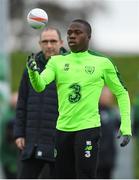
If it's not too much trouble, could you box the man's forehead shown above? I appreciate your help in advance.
[41,30,59,40]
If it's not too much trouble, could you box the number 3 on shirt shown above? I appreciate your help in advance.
[68,83,81,103]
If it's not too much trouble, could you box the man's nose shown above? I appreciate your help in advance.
[47,41,53,47]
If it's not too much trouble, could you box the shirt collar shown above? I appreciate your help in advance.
[70,50,88,57]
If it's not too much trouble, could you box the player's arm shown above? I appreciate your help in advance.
[27,53,55,92]
[103,59,132,137]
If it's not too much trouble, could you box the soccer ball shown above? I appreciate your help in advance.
[27,8,48,29]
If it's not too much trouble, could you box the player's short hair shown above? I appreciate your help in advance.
[41,27,62,40]
[72,19,92,38]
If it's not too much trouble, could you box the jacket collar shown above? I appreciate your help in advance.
[35,47,68,64]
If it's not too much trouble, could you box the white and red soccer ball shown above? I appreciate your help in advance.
[27,8,48,29]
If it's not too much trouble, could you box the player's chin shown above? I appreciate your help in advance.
[69,44,78,52]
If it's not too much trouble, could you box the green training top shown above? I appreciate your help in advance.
[28,50,131,135]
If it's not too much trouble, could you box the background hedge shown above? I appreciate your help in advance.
[10,51,139,104]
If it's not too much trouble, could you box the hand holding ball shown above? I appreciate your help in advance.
[27,8,48,29]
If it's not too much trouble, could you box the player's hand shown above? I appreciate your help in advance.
[27,53,40,72]
[117,131,131,147]
[15,137,25,150]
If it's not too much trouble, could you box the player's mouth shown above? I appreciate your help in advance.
[68,41,77,46]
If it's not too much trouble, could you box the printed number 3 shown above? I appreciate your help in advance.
[68,83,81,103]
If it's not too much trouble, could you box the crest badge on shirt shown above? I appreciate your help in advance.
[85,66,95,75]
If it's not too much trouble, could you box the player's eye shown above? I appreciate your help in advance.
[75,30,82,35]
[67,30,72,36]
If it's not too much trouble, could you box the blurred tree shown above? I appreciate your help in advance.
[10,51,27,92]
[9,0,24,18]
[8,0,108,52]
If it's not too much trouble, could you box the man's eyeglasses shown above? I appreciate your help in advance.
[41,40,58,44]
